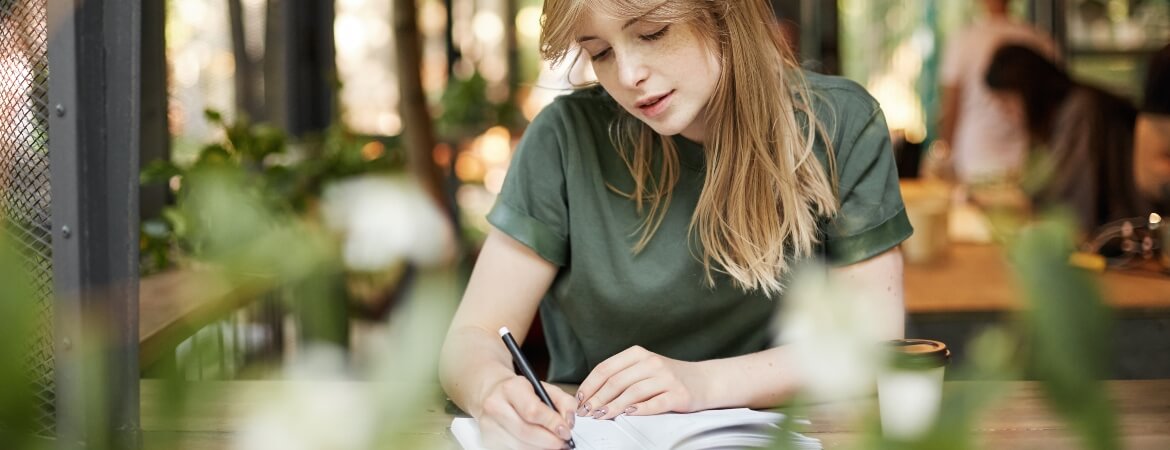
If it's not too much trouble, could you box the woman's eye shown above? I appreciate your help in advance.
[590,48,612,61]
[641,25,670,41]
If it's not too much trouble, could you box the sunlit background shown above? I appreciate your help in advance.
[2,1,1170,449]
[164,0,1170,242]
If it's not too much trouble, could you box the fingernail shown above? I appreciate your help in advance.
[576,404,588,416]
[592,407,608,419]
[556,425,570,440]
[576,392,584,403]
[623,406,637,415]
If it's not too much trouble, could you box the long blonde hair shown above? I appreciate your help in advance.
[540,0,838,296]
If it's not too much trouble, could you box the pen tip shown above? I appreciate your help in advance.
[498,326,510,336]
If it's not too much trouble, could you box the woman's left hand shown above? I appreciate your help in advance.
[575,345,712,420]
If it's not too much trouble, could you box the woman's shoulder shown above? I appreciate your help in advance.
[800,71,881,120]
[540,85,619,117]
[526,85,619,134]
[796,71,884,146]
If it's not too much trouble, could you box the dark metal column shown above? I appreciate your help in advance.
[1030,0,1068,60]
[772,0,840,75]
[799,0,822,68]
[141,0,169,223]
[47,0,141,448]
[282,0,335,137]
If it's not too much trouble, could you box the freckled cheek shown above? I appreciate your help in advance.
[592,71,631,108]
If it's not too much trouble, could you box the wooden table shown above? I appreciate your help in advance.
[903,243,1170,314]
[140,379,1170,450]
[902,244,1170,378]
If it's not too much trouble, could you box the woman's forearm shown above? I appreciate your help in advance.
[694,345,801,410]
[438,230,560,416]
[438,326,518,416]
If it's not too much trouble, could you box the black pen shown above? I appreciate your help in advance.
[499,326,576,449]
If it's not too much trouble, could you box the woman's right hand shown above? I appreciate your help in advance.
[477,375,578,450]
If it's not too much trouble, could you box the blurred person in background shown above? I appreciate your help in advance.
[1135,43,1170,212]
[985,44,1148,232]
[439,0,912,448]
[939,0,1057,184]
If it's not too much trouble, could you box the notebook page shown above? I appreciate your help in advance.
[615,408,787,449]
[450,417,645,450]
[571,416,644,450]
[450,418,488,450]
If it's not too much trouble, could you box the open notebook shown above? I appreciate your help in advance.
[450,408,822,450]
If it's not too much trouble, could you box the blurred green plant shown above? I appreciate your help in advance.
[769,213,1119,450]
[435,71,526,143]
[153,157,455,449]
[0,223,48,449]
[1012,218,1118,450]
[139,110,406,274]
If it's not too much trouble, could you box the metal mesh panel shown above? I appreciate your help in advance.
[0,0,55,437]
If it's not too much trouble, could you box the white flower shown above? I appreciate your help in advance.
[775,264,887,402]
[320,175,456,271]
[233,347,374,450]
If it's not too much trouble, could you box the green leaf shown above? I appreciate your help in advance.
[194,144,233,168]
[140,159,182,186]
[162,207,188,240]
[203,109,223,124]
[1011,218,1119,450]
[248,124,287,161]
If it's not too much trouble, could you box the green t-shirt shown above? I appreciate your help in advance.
[486,72,913,383]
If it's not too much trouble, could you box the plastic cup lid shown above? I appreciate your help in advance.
[886,339,951,370]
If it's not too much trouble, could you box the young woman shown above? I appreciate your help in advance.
[439,1,911,448]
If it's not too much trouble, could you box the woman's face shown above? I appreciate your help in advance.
[575,9,721,142]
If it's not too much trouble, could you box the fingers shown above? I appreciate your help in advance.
[542,382,578,429]
[509,380,574,442]
[580,363,658,419]
[622,392,677,417]
[594,376,678,418]
[481,396,565,449]
[480,377,574,449]
[479,419,547,450]
[577,346,648,415]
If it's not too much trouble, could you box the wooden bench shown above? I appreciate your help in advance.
[138,264,414,371]
[138,270,271,370]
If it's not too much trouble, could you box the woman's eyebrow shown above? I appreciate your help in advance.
[576,17,647,43]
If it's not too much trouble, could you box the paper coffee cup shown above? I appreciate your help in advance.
[877,339,951,440]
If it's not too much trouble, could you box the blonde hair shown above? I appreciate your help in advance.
[540,0,838,296]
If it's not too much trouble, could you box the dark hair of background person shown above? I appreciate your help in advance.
[1143,43,1170,115]
[984,43,1146,230]
[985,44,1139,141]
[984,44,1075,140]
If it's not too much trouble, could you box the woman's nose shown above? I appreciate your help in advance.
[616,51,649,88]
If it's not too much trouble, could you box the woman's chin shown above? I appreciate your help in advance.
[643,120,689,137]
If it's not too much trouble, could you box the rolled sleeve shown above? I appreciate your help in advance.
[486,103,571,266]
[487,200,568,266]
[823,84,914,266]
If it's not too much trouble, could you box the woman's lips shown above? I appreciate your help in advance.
[638,90,674,118]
